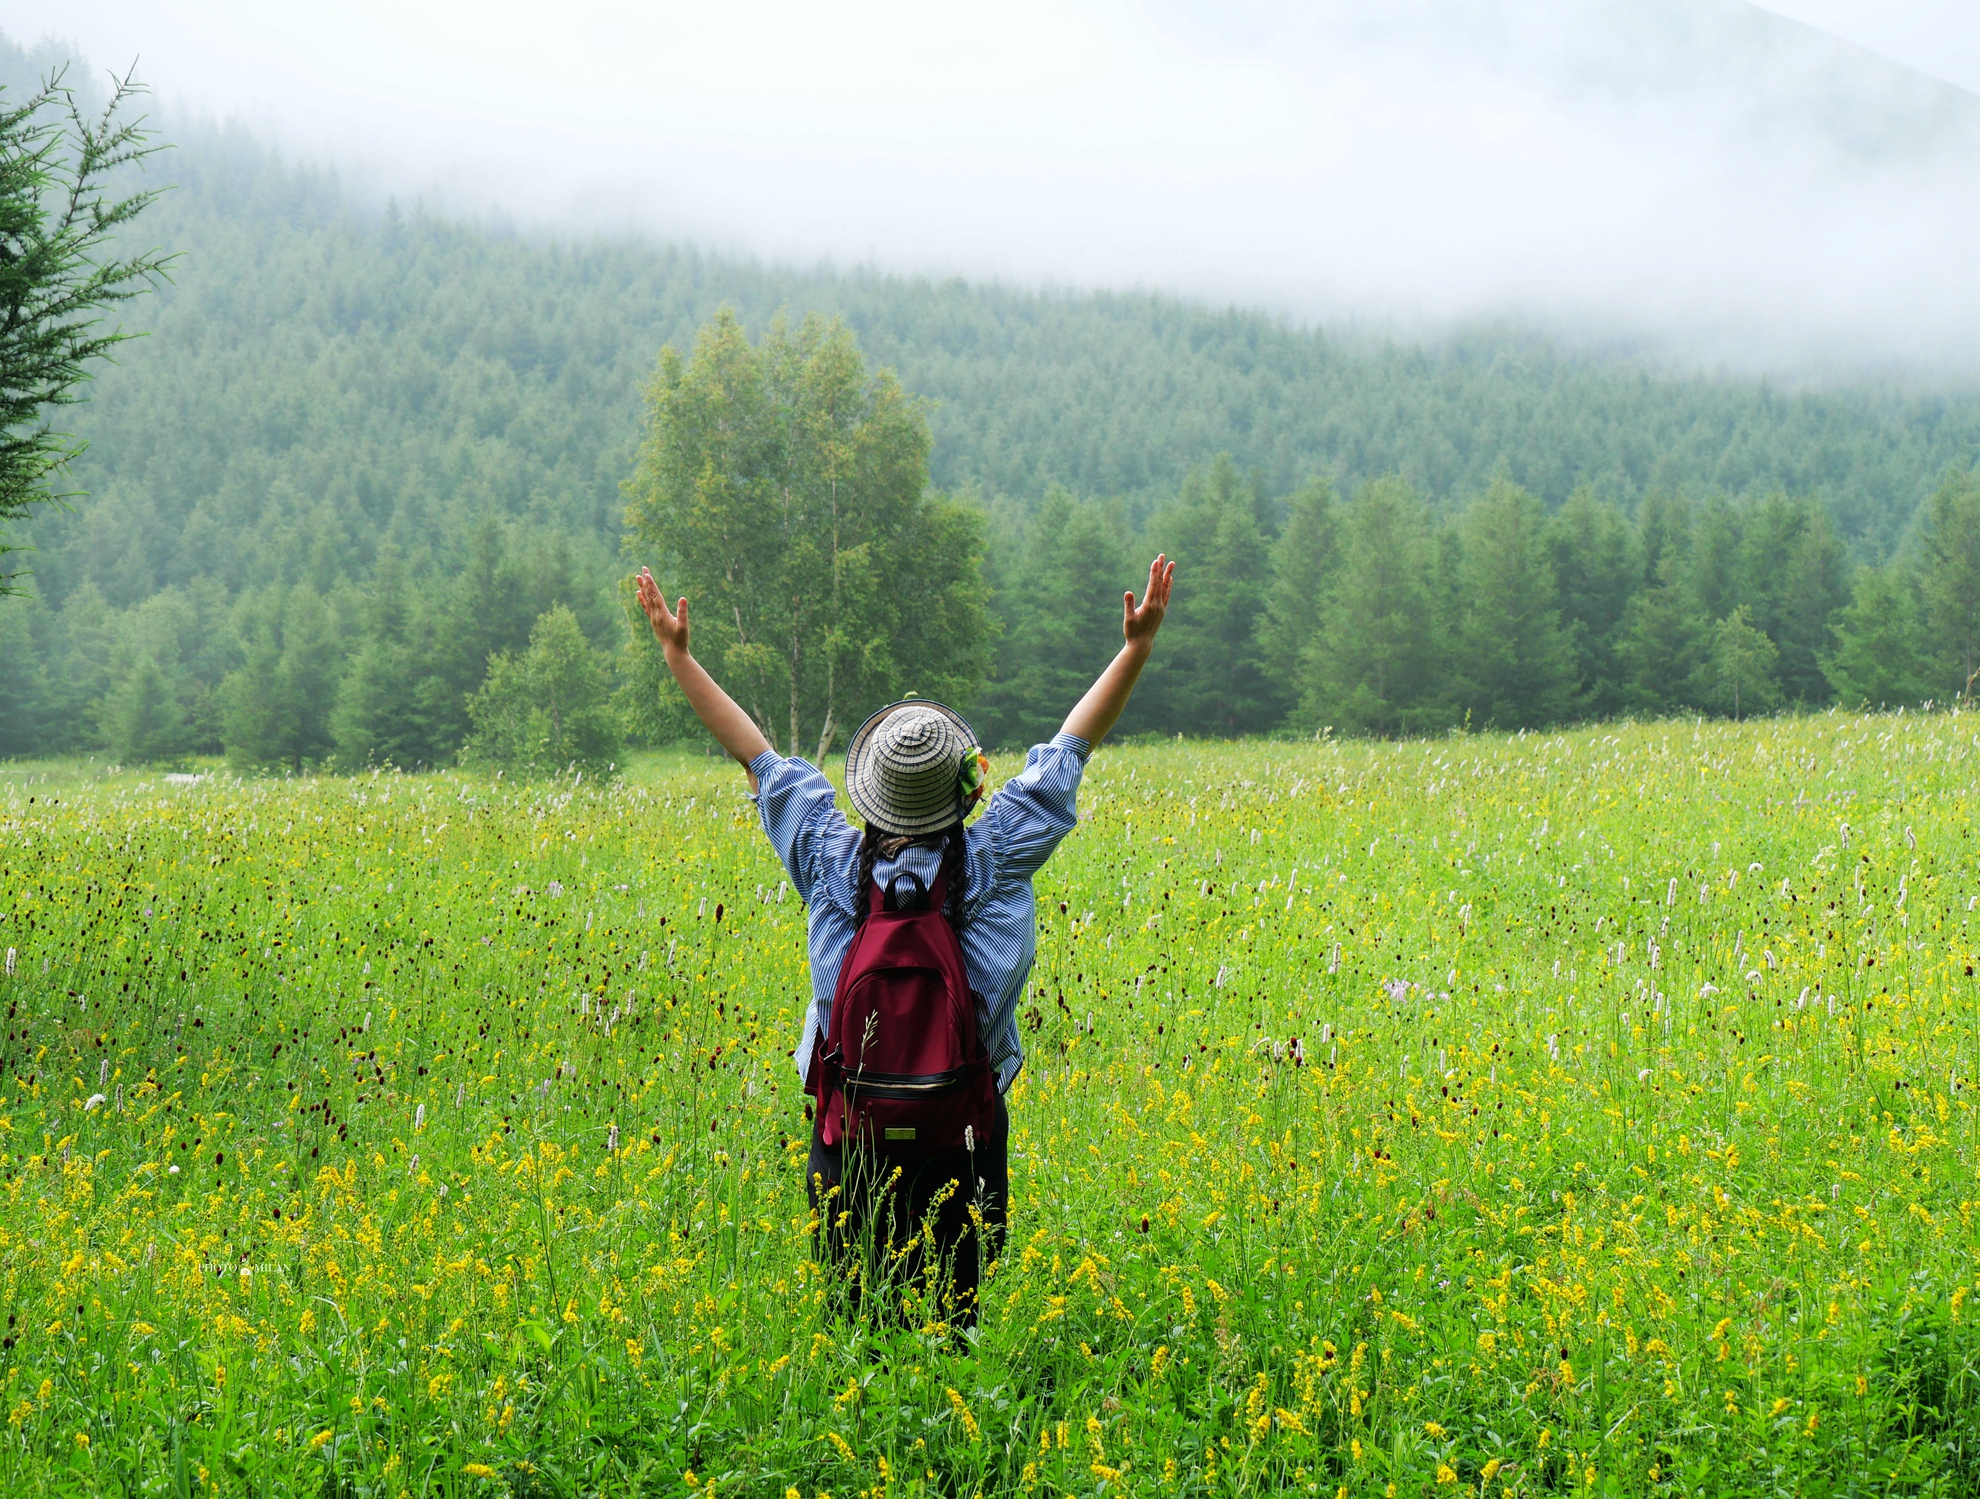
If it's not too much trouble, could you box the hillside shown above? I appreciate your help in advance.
[7,27,1980,760]
[12,50,1980,617]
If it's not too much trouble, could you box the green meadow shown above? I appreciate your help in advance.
[3,715,1979,1496]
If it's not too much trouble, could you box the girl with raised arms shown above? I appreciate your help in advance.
[634,554,1175,1331]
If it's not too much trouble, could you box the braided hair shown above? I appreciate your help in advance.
[854,822,968,931]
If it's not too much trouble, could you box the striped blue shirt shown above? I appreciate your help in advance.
[748,732,1091,1093]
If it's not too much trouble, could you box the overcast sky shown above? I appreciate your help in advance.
[13,0,1980,372]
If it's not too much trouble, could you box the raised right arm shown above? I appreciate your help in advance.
[635,567,772,789]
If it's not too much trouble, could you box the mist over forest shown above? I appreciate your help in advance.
[5,22,1980,768]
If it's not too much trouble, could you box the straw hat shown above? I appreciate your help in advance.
[843,698,979,837]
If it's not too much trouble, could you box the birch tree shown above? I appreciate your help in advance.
[625,309,989,759]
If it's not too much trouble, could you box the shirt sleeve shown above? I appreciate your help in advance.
[748,750,861,915]
[975,732,1091,890]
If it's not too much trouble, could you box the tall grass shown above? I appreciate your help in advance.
[2,714,1979,1495]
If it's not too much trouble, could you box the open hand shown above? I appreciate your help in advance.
[635,567,690,655]
[1124,554,1176,647]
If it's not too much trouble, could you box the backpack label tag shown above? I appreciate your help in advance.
[884,1127,917,1141]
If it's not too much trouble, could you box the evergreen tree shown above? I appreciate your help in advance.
[1142,456,1275,736]
[219,589,289,770]
[1257,477,1337,691]
[1688,494,1742,622]
[1637,487,1691,587]
[99,652,189,764]
[1703,605,1780,720]
[1301,476,1448,737]
[1456,478,1577,728]
[1918,472,1980,701]
[0,67,169,588]
[1734,492,1805,640]
[415,519,513,757]
[1547,485,1639,719]
[1618,556,1707,714]
[277,587,345,766]
[463,604,621,777]
[0,595,46,753]
[1772,504,1851,704]
[221,585,346,771]
[1823,566,1925,708]
[38,581,115,752]
[331,552,430,768]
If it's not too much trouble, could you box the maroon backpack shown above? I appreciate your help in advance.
[811,871,997,1153]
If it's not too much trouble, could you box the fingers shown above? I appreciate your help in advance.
[634,569,685,644]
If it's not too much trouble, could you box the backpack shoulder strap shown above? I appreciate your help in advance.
[867,868,949,915]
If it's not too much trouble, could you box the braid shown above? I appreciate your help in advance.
[852,824,969,930]
[940,821,968,928]
[853,832,882,931]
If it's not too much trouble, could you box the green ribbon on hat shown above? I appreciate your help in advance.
[959,745,989,805]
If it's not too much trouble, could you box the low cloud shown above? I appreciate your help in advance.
[17,0,1980,372]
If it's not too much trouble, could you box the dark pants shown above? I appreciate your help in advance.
[806,1092,1009,1333]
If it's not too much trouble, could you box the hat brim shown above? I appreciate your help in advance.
[843,698,979,835]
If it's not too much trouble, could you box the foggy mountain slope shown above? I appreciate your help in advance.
[6,20,1980,623]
